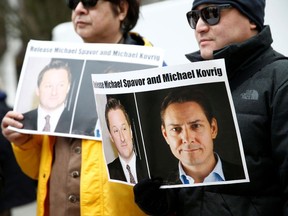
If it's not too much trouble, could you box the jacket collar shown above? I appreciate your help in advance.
[122,32,152,46]
[185,26,273,80]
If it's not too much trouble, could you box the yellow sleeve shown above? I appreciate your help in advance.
[81,139,147,216]
[12,135,44,180]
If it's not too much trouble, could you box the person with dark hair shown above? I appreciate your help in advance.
[21,59,72,133]
[69,0,147,45]
[1,0,155,215]
[105,97,148,184]
[134,0,288,215]
[160,88,244,185]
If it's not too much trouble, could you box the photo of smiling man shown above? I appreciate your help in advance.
[21,59,72,133]
[105,97,149,184]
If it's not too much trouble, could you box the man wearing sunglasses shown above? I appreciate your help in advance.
[134,0,288,215]
[1,0,155,216]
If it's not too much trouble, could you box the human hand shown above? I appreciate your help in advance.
[134,177,176,215]
[1,111,31,146]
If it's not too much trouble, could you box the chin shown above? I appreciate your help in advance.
[201,54,213,60]
[200,49,214,60]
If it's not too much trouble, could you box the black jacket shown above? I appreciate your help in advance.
[22,107,96,136]
[22,107,72,133]
[108,155,149,183]
[0,92,36,211]
[170,26,288,216]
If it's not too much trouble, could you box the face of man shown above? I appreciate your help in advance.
[161,101,218,170]
[108,109,134,162]
[36,68,70,112]
[194,4,258,60]
[71,1,128,43]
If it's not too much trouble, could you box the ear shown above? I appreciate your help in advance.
[249,20,258,31]
[211,118,218,139]
[161,124,169,145]
[129,125,133,138]
[118,0,129,21]
[67,84,71,94]
[109,132,115,143]
[36,87,40,97]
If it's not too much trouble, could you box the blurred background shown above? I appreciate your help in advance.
[0,0,165,107]
[0,0,288,215]
[0,1,165,215]
[1,0,288,107]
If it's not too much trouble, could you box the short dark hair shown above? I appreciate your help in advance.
[105,97,131,131]
[109,0,140,34]
[37,60,72,87]
[160,88,215,126]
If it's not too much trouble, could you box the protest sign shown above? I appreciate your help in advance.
[10,40,164,140]
[92,59,249,188]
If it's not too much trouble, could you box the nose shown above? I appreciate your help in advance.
[195,17,209,32]
[75,1,83,9]
[74,2,87,13]
[51,86,57,95]
[181,126,195,144]
[119,130,125,142]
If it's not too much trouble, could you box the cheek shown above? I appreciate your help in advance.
[213,31,231,50]
[196,132,211,143]
[167,135,181,148]
[111,134,119,143]
[214,26,246,49]
[123,130,130,138]
[60,89,68,96]
[201,137,214,152]
[71,12,76,24]
[169,143,178,155]
[40,89,50,97]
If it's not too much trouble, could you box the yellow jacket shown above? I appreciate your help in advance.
[12,33,155,215]
[12,135,147,216]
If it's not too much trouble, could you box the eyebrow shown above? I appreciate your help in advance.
[112,123,128,128]
[166,119,203,127]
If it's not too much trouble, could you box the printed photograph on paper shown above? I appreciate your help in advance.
[92,59,249,188]
[11,40,164,140]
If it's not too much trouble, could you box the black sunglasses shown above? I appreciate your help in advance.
[67,0,98,10]
[186,4,232,29]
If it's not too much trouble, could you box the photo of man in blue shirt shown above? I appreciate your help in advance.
[160,88,244,185]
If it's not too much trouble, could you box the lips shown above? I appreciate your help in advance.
[120,143,128,147]
[199,38,212,46]
[183,148,200,152]
[181,144,201,152]
[75,17,89,26]
[76,20,88,26]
